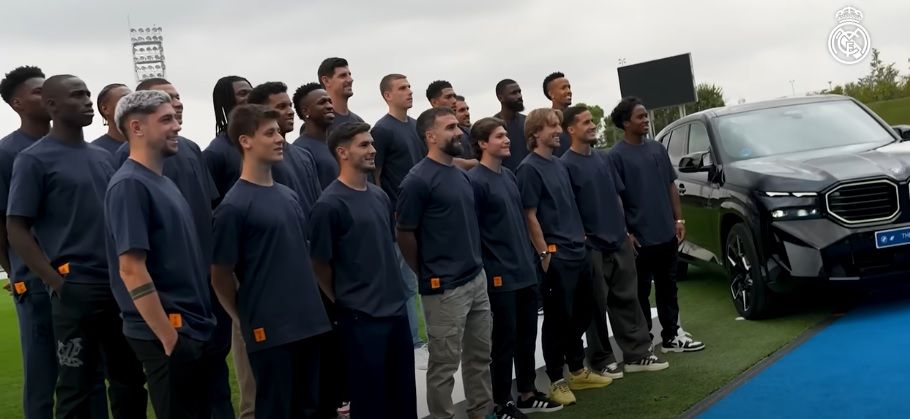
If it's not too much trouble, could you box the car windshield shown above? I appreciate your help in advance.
[714,100,894,162]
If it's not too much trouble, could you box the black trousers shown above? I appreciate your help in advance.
[490,285,539,405]
[338,309,417,419]
[586,241,653,369]
[207,288,235,419]
[540,252,595,382]
[317,294,348,418]
[50,281,147,419]
[247,337,322,419]
[128,336,217,419]
[635,239,681,342]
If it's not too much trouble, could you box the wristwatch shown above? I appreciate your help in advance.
[676,219,686,225]
[538,251,550,261]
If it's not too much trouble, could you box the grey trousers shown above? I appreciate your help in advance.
[586,241,653,369]
[422,272,493,419]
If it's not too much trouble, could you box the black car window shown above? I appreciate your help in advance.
[667,125,688,165]
[688,122,710,154]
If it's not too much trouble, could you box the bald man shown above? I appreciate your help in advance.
[6,74,147,418]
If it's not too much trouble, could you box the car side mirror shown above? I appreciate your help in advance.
[679,151,714,173]
[894,126,910,141]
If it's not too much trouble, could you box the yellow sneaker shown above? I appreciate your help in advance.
[548,379,576,406]
[568,368,613,390]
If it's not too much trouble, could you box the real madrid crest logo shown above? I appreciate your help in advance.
[828,6,871,65]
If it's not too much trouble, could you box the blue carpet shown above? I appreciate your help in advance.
[699,292,910,419]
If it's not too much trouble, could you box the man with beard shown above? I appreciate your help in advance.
[517,108,612,407]
[293,82,338,189]
[92,83,131,155]
[608,97,705,354]
[426,80,476,169]
[560,105,669,381]
[493,79,528,172]
[7,74,147,418]
[455,95,471,130]
[397,107,493,419]
[114,78,234,417]
[370,74,429,369]
[248,82,322,212]
[212,104,331,419]
[106,90,219,418]
[542,72,572,157]
[309,122,417,419]
[318,57,364,134]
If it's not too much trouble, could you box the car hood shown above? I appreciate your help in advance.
[725,141,910,191]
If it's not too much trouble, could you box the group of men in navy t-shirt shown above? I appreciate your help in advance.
[0,58,706,419]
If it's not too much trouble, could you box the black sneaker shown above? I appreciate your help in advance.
[624,354,670,373]
[661,333,706,353]
[598,362,624,379]
[516,391,564,414]
[496,401,529,419]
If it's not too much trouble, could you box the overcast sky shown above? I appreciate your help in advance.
[1,0,907,147]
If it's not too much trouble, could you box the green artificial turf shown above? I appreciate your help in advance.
[541,267,829,419]
[868,97,910,125]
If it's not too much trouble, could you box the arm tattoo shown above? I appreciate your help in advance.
[129,282,156,300]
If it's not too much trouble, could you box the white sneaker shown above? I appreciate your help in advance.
[660,333,705,353]
[414,344,429,370]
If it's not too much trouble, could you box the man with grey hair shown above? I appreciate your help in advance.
[105,90,219,418]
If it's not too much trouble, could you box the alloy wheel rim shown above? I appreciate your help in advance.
[727,235,754,313]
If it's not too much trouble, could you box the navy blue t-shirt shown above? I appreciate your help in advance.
[0,130,42,291]
[116,137,219,263]
[371,114,426,208]
[105,160,215,341]
[273,142,322,213]
[91,134,125,156]
[561,149,628,252]
[7,137,116,282]
[212,180,331,352]
[327,110,364,134]
[516,152,586,261]
[294,134,339,189]
[555,132,571,157]
[467,164,537,292]
[203,132,242,207]
[494,112,528,172]
[397,158,482,294]
[458,126,474,159]
[308,181,406,317]
[608,139,677,246]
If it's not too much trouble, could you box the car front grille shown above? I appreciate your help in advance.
[825,180,899,224]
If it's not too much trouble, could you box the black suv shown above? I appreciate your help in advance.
[656,95,907,319]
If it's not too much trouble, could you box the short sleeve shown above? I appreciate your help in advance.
[469,174,487,216]
[7,154,45,218]
[190,142,220,203]
[396,173,429,231]
[212,202,243,266]
[371,125,391,170]
[611,162,626,194]
[307,200,337,263]
[516,165,543,210]
[379,189,396,240]
[0,150,16,211]
[105,180,151,255]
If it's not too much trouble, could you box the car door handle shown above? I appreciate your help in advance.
[678,183,687,195]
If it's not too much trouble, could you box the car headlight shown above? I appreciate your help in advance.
[770,207,821,220]
[762,191,818,198]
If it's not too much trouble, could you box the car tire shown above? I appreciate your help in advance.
[725,223,775,319]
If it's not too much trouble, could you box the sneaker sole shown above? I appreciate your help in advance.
[518,405,565,414]
[624,363,669,373]
[660,345,706,353]
[568,381,612,391]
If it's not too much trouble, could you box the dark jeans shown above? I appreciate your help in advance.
[50,281,147,419]
[338,309,417,419]
[317,295,347,419]
[128,336,216,419]
[490,285,539,405]
[540,253,595,383]
[207,288,235,419]
[586,241,653,369]
[247,337,322,419]
[635,239,681,342]
[14,286,57,419]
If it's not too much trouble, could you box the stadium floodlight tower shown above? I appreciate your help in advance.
[130,25,166,83]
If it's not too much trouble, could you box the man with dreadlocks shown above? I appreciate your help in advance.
[292,82,337,188]
[92,83,131,155]
[204,75,253,205]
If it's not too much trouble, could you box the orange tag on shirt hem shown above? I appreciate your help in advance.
[253,328,267,342]
[430,277,441,289]
[547,244,557,253]
[169,313,183,329]
[57,263,70,275]
[14,282,26,295]
[493,276,503,287]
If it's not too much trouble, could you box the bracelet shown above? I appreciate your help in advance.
[676,219,686,224]
[538,251,550,261]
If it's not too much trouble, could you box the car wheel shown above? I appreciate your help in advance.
[725,223,774,319]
